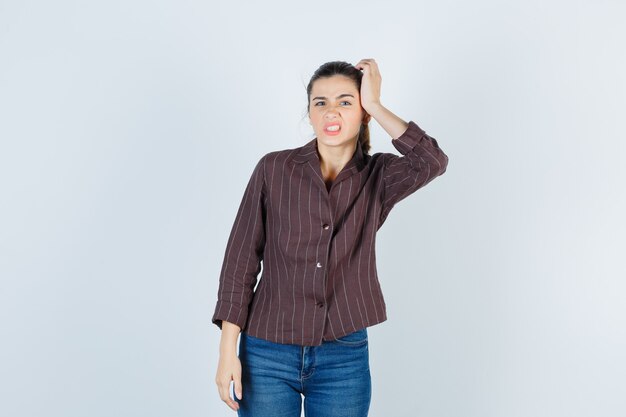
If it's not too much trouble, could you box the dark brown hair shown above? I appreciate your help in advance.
[305,61,371,155]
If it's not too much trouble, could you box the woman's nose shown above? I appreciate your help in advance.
[325,108,340,117]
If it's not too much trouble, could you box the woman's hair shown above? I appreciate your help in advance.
[306,60,371,155]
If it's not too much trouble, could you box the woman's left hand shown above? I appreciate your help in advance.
[354,58,382,114]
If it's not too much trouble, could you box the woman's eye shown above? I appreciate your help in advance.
[314,101,351,106]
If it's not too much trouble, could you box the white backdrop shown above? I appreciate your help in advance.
[1,1,625,416]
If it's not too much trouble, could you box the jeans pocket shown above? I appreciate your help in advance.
[331,328,368,346]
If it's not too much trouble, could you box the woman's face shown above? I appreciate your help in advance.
[308,75,367,149]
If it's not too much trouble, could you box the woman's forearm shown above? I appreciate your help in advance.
[219,321,241,356]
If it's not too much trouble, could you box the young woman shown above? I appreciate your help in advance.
[212,58,449,417]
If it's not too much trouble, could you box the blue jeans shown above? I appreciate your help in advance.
[234,328,372,417]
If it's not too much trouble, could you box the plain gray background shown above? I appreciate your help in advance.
[1,1,625,416]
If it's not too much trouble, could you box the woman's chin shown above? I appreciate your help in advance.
[318,135,355,149]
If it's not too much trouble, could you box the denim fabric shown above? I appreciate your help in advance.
[234,328,371,417]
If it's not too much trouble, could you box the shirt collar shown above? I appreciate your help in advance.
[292,138,367,171]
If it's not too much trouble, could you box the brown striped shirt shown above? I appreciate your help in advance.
[211,120,449,346]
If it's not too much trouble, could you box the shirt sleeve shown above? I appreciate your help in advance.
[211,155,267,331]
[379,120,449,225]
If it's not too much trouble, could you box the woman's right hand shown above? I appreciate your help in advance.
[216,352,243,411]
[215,320,243,411]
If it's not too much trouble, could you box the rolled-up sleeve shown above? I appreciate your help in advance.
[379,121,449,224]
[211,155,267,331]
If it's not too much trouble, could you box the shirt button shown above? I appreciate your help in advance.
[323,223,330,230]
[316,262,322,268]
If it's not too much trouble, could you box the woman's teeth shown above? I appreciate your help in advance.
[326,125,340,131]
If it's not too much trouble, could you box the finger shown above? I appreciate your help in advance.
[363,60,379,74]
[218,381,239,411]
[357,58,376,66]
[358,62,380,78]
[356,61,378,75]
[217,382,231,407]
[356,62,371,72]
[234,374,243,400]
[358,59,379,71]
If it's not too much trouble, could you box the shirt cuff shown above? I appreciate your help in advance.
[390,120,428,154]
[211,301,248,331]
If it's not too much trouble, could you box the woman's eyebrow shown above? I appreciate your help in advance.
[312,93,355,101]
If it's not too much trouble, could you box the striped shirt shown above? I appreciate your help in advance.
[211,120,449,346]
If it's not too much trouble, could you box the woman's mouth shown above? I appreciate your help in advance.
[324,124,342,136]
